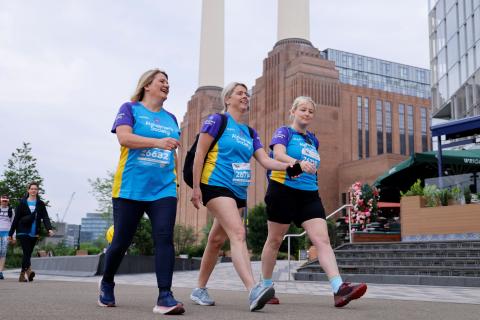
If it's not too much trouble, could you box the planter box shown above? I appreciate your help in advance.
[352,232,401,243]
[401,196,480,240]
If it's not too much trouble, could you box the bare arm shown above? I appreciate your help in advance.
[253,148,291,171]
[191,133,214,209]
[116,125,180,150]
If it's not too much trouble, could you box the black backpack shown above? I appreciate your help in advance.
[183,113,228,188]
[183,113,255,188]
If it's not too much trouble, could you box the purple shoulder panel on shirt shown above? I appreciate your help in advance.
[251,128,263,151]
[111,102,134,133]
[269,126,290,150]
[200,113,222,138]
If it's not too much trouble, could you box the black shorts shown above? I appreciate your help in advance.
[264,180,326,227]
[200,183,246,209]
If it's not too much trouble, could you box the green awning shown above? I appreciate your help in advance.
[374,150,480,192]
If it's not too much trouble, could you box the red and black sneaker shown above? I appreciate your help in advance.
[334,282,367,308]
[266,296,280,304]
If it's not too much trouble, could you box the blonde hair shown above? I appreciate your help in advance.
[221,82,248,112]
[289,96,316,120]
[131,69,168,102]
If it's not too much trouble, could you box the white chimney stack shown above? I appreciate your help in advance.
[277,0,310,41]
[198,0,224,87]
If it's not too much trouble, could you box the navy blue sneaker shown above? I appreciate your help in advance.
[98,280,116,307]
[0,272,4,280]
[153,290,185,315]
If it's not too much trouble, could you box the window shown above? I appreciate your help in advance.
[407,105,415,155]
[421,107,429,151]
[376,100,384,155]
[399,66,409,79]
[385,102,393,153]
[365,97,370,158]
[357,96,363,159]
[399,104,406,155]
[446,4,458,41]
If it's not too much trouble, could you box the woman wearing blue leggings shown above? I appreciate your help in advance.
[98,69,183,315]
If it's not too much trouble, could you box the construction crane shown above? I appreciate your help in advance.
[57,192,75,223]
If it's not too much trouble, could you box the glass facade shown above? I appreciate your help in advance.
[376,100,384,155]
[365,97,370,158]
[80,213,112,242]
[357,96,363,159]
[421,107,429,151]
[324,49,431,99]
[407,105,415,155]
[385,102,393,153]
[430,0,480,119]
[399,104,407,155]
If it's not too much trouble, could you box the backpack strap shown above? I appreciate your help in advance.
[247,126,255,139]
[207,113,228,152]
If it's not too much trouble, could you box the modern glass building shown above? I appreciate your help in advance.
[429,0,480,119]
[323,49,431,99]
[80,213,111,243]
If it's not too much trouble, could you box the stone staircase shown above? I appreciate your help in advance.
[294,240,480,287]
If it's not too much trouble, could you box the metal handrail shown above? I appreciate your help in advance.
[283,204,353,280]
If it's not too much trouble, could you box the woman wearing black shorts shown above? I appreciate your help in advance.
[261,96,367,308]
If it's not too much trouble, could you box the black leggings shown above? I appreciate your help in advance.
[103,197,177,290]
[18,236,37,271]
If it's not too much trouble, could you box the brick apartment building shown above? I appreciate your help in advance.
[176,38,431,236]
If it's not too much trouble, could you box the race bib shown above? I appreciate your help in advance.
[137,148,172,167]
[232,163,251,186]
[301,147,320,166]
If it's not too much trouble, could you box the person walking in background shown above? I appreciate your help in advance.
[8,182,54,282]
[98,68,184,315]
[0,195,14,280]
[261,96,367,308]
[190,82,298,312]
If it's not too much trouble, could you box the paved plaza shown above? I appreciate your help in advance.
[1,260,479,319]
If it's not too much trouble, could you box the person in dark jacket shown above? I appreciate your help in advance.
[8,182,54,282]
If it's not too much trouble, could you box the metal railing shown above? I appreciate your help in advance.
[283,204,353,280]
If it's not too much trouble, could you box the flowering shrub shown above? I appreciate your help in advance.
[348,182,380,231]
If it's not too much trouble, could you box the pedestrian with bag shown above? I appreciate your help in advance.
[8,182,54,282]
[189,82,303,312]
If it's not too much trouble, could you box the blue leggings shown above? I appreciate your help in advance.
[103,197,177,290]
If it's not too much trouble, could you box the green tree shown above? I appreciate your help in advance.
[173,225,197,255]
[0,142,45,207]
[129,217,154,255]
[247,203,305,257]
[88,171,114,219]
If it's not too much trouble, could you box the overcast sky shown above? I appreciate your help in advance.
[0,0,429,224]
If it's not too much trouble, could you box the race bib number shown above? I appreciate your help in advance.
[137,148,172,167]
[232,163,251,186]
[301,147,320,167]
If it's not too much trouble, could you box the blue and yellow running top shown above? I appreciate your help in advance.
[269,126,320,191]
[111,102,180,201]
[200,113,263,200]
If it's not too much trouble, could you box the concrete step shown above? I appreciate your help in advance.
[335,257,480,268]
[336,240,480,251]
[335,248,480,259]
[299,264,480,277]
[293,272,480,287]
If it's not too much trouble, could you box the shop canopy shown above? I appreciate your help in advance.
[373,149,480,193]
